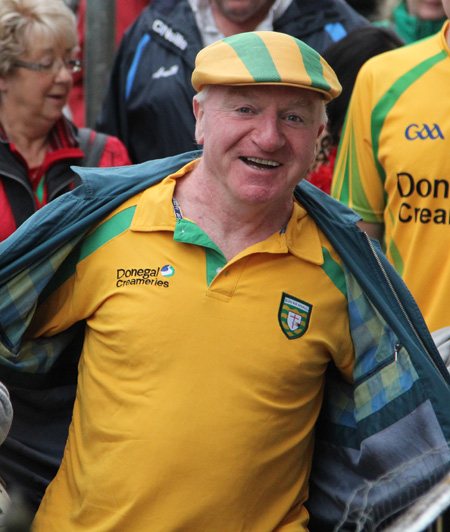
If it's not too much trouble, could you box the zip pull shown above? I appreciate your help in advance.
[394,343,400,362]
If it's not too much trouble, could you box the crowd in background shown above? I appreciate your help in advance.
[62,0,448,182]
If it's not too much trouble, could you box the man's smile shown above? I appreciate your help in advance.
[240,156,282,169]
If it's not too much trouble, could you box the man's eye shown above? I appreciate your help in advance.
[238,107,252,114]
[287,115,302,123]
[41,61,54,70]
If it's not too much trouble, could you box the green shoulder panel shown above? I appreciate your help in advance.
[40,206,136,299]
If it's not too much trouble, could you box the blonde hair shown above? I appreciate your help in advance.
[0,0,77,77]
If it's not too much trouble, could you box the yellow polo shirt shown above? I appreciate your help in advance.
[31,161,354,532]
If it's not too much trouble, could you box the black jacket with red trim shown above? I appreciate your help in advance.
[0,118,130,242]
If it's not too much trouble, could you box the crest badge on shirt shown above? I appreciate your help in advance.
[278,292,312,340]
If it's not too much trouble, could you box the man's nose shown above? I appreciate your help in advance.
[252,115,285,152]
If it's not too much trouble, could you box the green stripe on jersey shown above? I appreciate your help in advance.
[79,206,136,262]
[371,50,447,185]
[386,207,405,275]
[321,247,347,297]
[226,33,281,83]
[349,122,375,216]
[41,206,136,299]
[332,121,356,206]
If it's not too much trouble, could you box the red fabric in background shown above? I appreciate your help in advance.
[307,145,337,195]
[69,0,150,127]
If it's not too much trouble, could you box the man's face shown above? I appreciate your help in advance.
[211,0,276,24]
[193,84,325,209]
[405,0,445,20]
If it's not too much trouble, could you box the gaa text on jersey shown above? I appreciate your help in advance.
[405,123,444,140]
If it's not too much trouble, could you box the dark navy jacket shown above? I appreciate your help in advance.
[95,0,368,163]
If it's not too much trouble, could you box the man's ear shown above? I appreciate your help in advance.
[193,97,205,145]
[317,123,325,139]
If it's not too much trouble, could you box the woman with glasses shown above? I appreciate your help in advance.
[0,0,131,522]
[0,0,131,243]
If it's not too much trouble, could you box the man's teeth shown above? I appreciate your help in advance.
[245,157,280,167]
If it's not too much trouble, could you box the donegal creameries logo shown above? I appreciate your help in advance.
[278,292,312,340]
[116,266,174,288]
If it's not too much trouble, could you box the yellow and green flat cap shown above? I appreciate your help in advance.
[191,31,342,102]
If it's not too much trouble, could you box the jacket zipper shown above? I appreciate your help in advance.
[363,231,449,384]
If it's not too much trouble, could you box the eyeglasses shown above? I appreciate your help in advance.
[13,58,82,75]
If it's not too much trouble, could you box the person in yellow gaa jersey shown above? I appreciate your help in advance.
[2,31,450,532]
[331,0,450,335]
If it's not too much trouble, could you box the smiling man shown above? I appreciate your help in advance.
[5,31,450,532]
[31,32,350,532]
